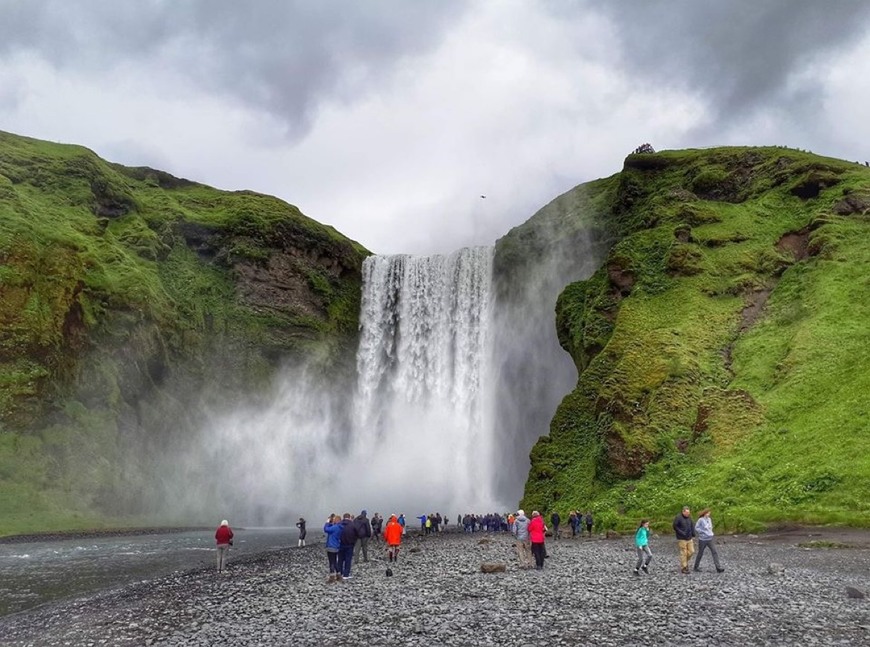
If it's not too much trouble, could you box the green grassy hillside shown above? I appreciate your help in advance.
[0,131,368,534]
[521,146,870,532]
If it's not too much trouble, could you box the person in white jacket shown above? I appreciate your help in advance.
[694,508,725,573]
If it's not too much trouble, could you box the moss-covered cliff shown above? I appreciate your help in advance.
[0,131,369,533]
[521,147,870,530]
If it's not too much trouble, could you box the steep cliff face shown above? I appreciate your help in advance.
[522,147,870,530]
[0,131,368,531]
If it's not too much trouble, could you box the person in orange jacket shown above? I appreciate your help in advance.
[383,514,403,563]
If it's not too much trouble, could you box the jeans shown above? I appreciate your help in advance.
[327,550,339,574]
[338,545,354,577]
[694,539,722,570]
[635,545,652,570]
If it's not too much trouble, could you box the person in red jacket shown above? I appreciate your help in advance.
[215,519,234,573]
[383,514,403,563]
[528,511,547,571]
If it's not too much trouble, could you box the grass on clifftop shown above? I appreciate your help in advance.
[522,146,870,532]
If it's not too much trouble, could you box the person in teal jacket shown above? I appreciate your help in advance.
[634,519,652,575]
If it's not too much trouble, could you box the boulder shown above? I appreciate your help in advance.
[845,586,866,599]
[480,563,507,574]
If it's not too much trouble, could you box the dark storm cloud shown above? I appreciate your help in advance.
[553,0,870,121]
[0,0,467,138]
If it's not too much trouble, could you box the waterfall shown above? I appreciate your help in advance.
[353,247,499,510]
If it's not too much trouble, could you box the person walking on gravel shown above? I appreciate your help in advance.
[673,506,696,574]
[512,509,533,569]
[585,511,594,537]
[384,514,403,562]
[296,517,307,548]
[528,511,548,570]
[633,519,652,575]
[323,514,344,581]
[693,508,725,573]
[215,519,234,573]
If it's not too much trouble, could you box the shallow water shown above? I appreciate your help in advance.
[0,528,299,616]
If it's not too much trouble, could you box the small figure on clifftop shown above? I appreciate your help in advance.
[634,519,652,576]
[215,519,234,574]
[296,517,306,548]
[693,508,725,573]
[673,506,696,574]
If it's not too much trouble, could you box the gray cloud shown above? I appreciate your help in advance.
[581,0,870,123]
[0,0,467,140]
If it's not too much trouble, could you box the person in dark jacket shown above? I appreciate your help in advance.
[353,510,373,562]
[550,512,561,540]
[338,513,359,578]
[296,517,307,548]
[215,519,234,573]
[371,513,383,542]
[673,506,696,574]
[585,512,594,537]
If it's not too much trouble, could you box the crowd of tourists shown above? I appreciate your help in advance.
[213,505,725,578]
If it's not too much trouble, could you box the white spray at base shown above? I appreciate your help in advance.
[177,247,504,523]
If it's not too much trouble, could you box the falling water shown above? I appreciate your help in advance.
[353,247,498,510]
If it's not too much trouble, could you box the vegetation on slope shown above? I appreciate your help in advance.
[0,131,369,534]
[521,146,870,532]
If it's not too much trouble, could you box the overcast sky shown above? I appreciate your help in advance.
[2,0,869,254]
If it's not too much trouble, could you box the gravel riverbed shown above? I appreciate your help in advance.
[1,529,868,646]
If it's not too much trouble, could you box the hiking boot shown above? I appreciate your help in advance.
[681,567,689,574]
[693,567,701,572]
[633,569,640,576]
[716,567,725,573]
[641,564,649,574]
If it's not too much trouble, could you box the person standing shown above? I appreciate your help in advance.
[550,511,561,540]
[323,514,344,581]
[398,514,406,535]
[512,509,533,570]
[633,519,652,575]
[338,513,359,579]
[528,511,547,570]
[353,510,373,563]
[693,509,725,573]
[673,506,696,574]
[585,511,594,537]
[384,514,403,562]
[371,513,383,543]
[296,517,307,548]
[215,519,234,574]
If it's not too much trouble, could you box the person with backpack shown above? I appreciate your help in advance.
[353,510,373,562]
[585,511,594,537]
[371,513,383,543]
[338,513,359,579]
[512,509,533,570]
[633,519,652,575]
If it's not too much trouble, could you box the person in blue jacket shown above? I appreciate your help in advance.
[323,513,344,581]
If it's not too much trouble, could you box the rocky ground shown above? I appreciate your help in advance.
[1,528,868,646]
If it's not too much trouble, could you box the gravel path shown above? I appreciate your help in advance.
[1,530,868,646]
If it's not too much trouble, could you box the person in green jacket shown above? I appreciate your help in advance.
[634,519,652,575]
